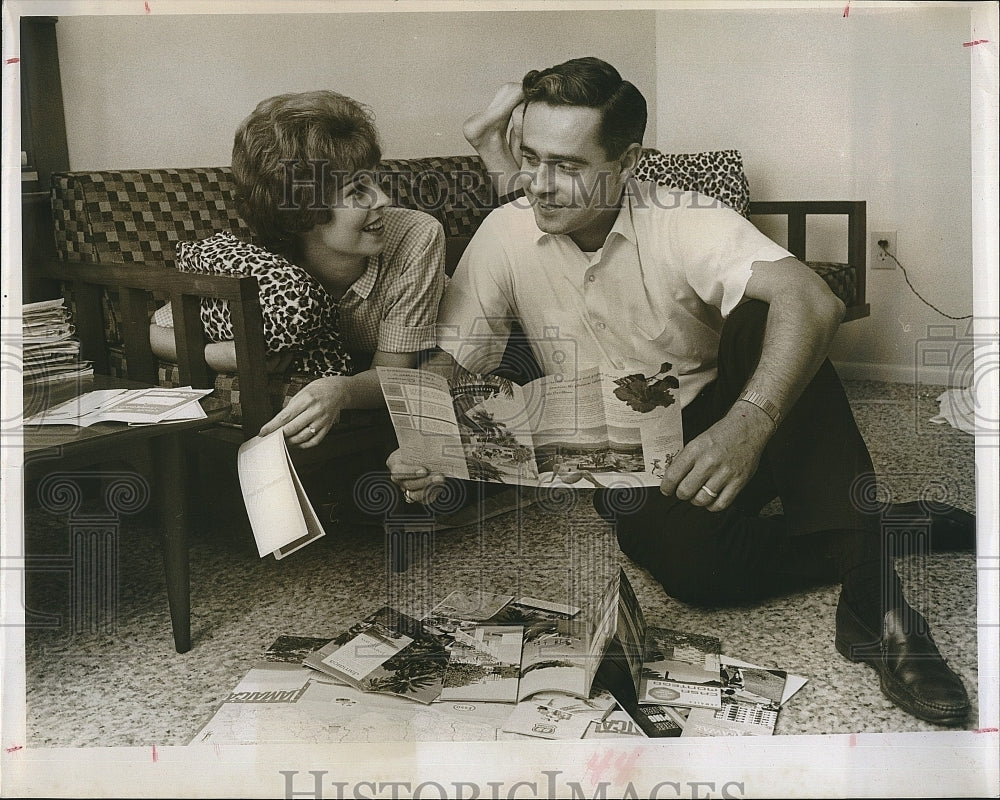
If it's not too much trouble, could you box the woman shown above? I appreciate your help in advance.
[150,90,445,447]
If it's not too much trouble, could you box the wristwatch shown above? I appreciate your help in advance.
[737,389,781,428]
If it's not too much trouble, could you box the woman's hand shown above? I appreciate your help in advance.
[259,375,355,448]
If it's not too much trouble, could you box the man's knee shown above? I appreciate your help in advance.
[613,510,747,607]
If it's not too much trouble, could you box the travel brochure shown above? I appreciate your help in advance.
[237,429,327,559]
[376,363,684,489]
[190,574,808,744]
[24,386,212,426]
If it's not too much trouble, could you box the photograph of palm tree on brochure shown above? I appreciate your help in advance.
[302,607,450,706]
[450,374,539,483]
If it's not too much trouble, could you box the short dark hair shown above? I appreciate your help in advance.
[521,57,646,159]
[232,90,382,258]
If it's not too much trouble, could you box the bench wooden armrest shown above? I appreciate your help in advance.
[35,260,271,436]
[747,200,869,321]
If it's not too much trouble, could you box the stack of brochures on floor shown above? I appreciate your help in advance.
[190,570,807,744]
[22,298,93,387]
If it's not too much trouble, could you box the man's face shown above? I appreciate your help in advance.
[519,102,626,249]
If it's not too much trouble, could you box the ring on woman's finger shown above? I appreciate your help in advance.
[700,485,719,499]
[307,425,317,435]
[403,489,416,504]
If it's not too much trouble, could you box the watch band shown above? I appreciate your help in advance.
[737,389,781,428]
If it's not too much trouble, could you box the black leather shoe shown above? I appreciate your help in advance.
[886,502,976,552]
[835,593,971,725]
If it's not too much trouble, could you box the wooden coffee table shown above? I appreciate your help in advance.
[23,374,231,653]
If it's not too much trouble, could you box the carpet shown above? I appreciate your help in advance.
[18,380,982,746]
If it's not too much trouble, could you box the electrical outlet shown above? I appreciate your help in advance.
[871,231,897,269]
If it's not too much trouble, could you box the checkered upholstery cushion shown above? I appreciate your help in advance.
[52,168,252,266]
[805,261,856,308]
[378,155,497,238]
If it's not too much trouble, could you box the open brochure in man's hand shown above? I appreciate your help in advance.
[237,429,326,559]
[377,363,683,489]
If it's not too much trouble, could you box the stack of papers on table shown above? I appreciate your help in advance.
[22,298,93,386]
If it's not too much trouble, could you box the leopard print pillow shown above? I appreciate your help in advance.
[633,149,750,217]
[174,231,353,377]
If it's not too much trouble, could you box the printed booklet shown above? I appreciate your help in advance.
[24,386,212,426]
[377,363,684,489]
[681,658,788,737]
[238,429,327,560]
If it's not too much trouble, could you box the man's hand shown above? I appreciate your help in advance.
[259,376,354,448]
[463,82,526,198]
[386,448,447,504]
[660,403,775,511]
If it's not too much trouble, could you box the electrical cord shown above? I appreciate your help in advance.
[877,240,973,320]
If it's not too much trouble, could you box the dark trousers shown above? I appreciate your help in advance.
[600,300,880,606]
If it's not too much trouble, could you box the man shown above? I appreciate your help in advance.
[390,57,974,725]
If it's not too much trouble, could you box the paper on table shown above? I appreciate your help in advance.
[127,400,207,426]
[24,386,213,426]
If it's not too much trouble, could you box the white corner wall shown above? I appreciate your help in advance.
[55,10,657,167]
[656,6,976,385]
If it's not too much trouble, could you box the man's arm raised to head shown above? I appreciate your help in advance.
[661,256,845,511]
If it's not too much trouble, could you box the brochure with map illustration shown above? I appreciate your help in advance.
[377,363,683,489]
[190,636,509,744]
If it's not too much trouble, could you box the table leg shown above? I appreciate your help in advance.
[153,434,191,653]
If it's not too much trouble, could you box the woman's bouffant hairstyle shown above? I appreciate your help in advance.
[521,57,646,160]
[232,90,382,258]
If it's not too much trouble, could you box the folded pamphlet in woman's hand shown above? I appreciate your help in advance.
[238,429,326,559]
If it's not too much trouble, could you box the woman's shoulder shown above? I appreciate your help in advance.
[380,207,445,269]
[383,206,444,241]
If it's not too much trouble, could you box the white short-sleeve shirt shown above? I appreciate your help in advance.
[437,182,792,408]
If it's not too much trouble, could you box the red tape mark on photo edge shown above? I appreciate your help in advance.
[144,1,151,13]
[5,57,20,64]
[976,727,999,733]
[152,744,158,762]
[5,745,23,753]
[843,2,850,18]
[964,39,989,47]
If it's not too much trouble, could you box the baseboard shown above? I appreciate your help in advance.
[832,360,960,386]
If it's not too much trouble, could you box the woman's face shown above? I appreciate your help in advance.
[300,171,390,288]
